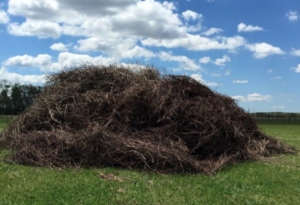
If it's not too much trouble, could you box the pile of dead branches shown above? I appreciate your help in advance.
[0,65,297,175]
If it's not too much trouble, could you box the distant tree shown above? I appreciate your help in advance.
[0,80,12,115]
[11,84,24,114]
[0,80,42,115]
[22,84,42,111]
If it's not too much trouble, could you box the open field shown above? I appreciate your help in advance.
[0,120,300,205]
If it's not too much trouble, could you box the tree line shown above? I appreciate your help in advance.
[0,80,42,115]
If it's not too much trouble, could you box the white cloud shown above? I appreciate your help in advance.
[214,55,231,66]
[0,10,9,24]
[232,95,245,101]
[5,54,52,67]
[4,52,117,72]
[48,52,117,72]
[291,48,300,57]
[201,27,223,36]
[190,73,203,82]
[199,55,231,67]
[292,64,300,73]
[182,10,202,32]
[232,93,272,102]
[8,0,60,20]
[7,0,186,40]
[159,51,201,71]
[267,69,273,73]
[190,73,219,87]
[0,67,45,84]
[74,37,155,60]
[247,93,272,101]
[142,34,246,51]
[6,0,249,61]
[182,10,202,21]
[8,19,62,39]
[74,37,131,52]
[245,43,285,59]
[50,43,68,52]
[272,106,285,110]
[119,46,156,59]
[199,56,211,64]
[237,23,264,32]
[225,70,230,75]
[233,80,248,84]
[286,11,298,22]
[272,76,282,80]
[59,0,139,16]
[109,0,186,39]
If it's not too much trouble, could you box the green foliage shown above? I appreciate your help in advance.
[0,124,300,205]
[0,80,42,115]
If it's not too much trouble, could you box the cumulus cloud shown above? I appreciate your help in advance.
[74,37,155,59]
[181,10,202,32]
[5,54,52,67]
[7,0,186,40]
[6,0,250,60]
[5,0,289,76]
[214,55,231,66]
[8,0,60,20]
[119,46,156,59]
[110,0,185,39]
[237,23,264,32]
[142,34,246,51]
[8,19,62,38]
[245,43,285,59]
[233,80,248,84]
[232,93,272,102]
[74,37,132,53]
[286,11,298,22]
[159,52,201,71]
[190,73,219,87]
[291,48,300,57]
[50,43,68,52]
[48,52,117,72]
[247,93,272,101]
[182,10,202,21]
[58,0,138,16]
[0,67,45,84]
[199,56,211,64]
[0,10,9,24]
[4,52,117,72]
[199,55,231,66]
[272,106,285,110]
[201,27,223,36]
[292,64,300,73]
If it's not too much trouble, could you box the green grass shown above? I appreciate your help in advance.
[0,118,12,131]
[0,122,300,205]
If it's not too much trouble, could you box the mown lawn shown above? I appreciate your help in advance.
[0,121,299,205]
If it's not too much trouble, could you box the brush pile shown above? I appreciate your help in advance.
[0,65,297,175]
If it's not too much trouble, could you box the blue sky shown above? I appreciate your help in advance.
[0,0,299,112]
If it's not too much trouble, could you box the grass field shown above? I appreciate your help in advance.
[0,121,300,205]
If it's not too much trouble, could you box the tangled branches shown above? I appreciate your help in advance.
[0,65,297,175]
